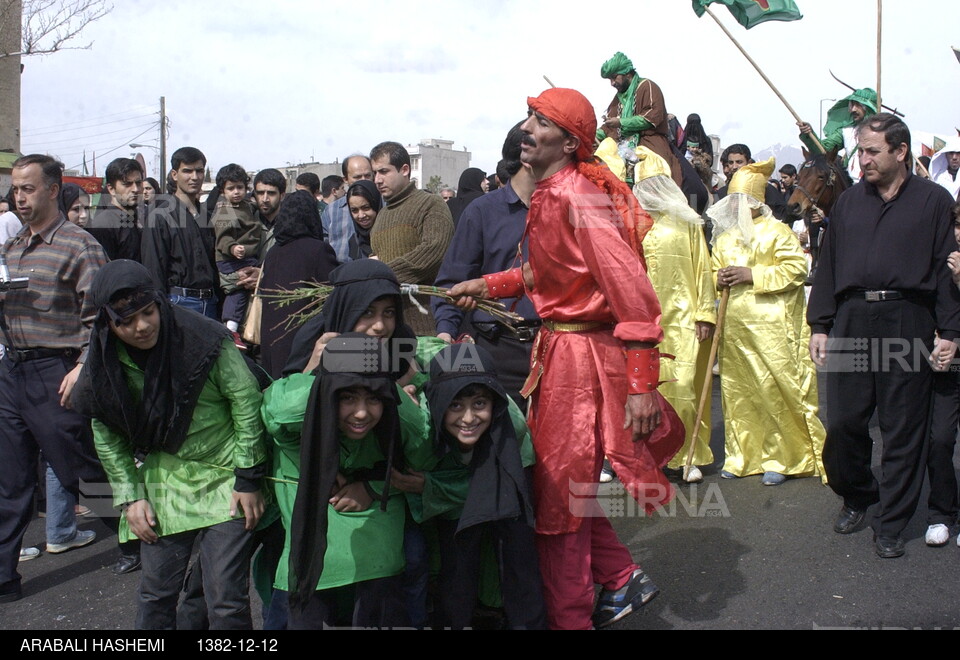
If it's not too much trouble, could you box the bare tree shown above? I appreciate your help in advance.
[0,0,112,59]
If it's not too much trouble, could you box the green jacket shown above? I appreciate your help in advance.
[93,339,268,543]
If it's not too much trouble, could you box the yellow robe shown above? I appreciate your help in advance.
[712,214,826,481]
[644,214,717,469]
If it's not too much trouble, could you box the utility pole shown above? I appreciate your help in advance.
[159,96,167,181]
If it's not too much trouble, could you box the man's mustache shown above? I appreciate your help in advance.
[521,135,537,148]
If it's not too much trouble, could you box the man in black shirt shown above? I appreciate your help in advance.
[807,114,960,558]
[88,158,144,262]
[141,147,219,319]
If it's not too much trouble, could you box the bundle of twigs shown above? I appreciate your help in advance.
[258,282,524,333]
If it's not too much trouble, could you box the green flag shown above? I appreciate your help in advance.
[693,0,802,29]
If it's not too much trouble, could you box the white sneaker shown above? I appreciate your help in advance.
[599,466,615,483]
[46,529,96,554]
[925,524,949,547]
[19,547,40,562]
[683,466,703,483]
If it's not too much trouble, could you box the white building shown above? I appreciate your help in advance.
[407,139,471,191]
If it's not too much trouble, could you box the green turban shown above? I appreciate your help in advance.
[601,52,634,79]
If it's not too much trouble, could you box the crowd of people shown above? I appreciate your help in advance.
[1,48,959,630]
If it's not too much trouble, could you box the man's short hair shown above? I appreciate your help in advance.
[253,168,286,195]
[215,164,250,192]
[295,172,321,195]
[440,186,456,196]
[721,144,752,163]
[778,164,797,177]
[369,142,411,171]
[12,154,63,190]
[859,112,911,156]
[321,175,344,197]
[105,158,145,188]
[341,155,371,178]
[171,146,206,170]
[501,120,525,178]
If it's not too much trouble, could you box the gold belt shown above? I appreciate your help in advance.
[542,320,607,333]
[520,321,609,399]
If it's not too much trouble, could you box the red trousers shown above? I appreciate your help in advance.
[535,514,638,630]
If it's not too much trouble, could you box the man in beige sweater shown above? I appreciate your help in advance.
[370,141,454,335]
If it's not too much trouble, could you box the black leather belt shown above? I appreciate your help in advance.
[5,347,79,363]
[511,320,543,342]
[170,286,215,299]
[843,289,931,303]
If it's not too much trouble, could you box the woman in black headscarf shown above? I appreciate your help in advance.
[259,190,339,380]
[446,167,487,227]
[72,260,268,629]
[281,258,416,379]
[420,343,545,629]
[682,113,713,163]
[345,180,381,261]
[59,183,89,227]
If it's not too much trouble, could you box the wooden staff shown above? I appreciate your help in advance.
[683,287,730,482]
[876,0,883,111]
[543,75,557,89]
[704,7,827,155]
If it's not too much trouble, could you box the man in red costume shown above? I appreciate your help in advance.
[449,88,680,630]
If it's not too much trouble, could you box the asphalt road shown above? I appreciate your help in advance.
[3,374,959,631]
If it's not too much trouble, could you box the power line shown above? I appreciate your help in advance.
[22,121,160,149]
[22,113,159,139]
[65,125,159,172]
[22,108,158,135]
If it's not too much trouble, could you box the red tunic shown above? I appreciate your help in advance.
[523,164,679,535]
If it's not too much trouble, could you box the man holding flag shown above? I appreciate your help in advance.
[797,89,878,180]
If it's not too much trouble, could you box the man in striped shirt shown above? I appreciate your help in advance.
[0,155,107,603]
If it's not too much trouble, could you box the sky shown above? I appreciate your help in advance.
[16,0,960,179]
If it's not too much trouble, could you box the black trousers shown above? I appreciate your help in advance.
[435,518,546,630]
[0,355,102,594]
[824,297,935,537]
[927,370,960,526]
[472,323,534,409]
[286,576,406,630]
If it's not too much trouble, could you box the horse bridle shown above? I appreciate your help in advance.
[794,160,840,212]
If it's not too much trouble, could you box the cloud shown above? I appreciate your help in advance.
[357,45,457,75]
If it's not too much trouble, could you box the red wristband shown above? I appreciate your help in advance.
[483,268,524,300]
[626,348,661,394]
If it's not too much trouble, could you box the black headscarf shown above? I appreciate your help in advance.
[272,189,324,247]
[345,180,381,260]
[682,113,713,159]
[424,344,534,533]
[59,183,83,219]
[72,260,230,456]
[447,167,487,226]
[288,333,402,610]
[283,259,416,378]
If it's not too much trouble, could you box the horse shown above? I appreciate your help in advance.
[785,147,852,221]
[785,148,852,281]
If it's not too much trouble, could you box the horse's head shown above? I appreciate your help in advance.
[786,146,850,221]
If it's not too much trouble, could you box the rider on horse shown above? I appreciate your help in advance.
[796,88,878,181]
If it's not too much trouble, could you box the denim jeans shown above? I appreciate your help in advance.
[168,294,219,320]
[45,464,78,544]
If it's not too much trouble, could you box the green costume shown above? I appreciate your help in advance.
[799,88,878,170]
[93,339,268,543]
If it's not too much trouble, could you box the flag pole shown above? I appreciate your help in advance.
[704,6,826,154]
[876,1,883,110]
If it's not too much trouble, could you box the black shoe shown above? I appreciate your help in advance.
[833,505,866,534]
[0,581,22,604]
[874,534,905,559]
[113,553,141,575]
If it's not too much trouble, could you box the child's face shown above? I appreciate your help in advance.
[109,302,161,350]
[953,220,960,247]
[353,297,397,339]
[443,389,493,449]
[223,180,247,205]
[348,194,377,230]
[338,386,384,440]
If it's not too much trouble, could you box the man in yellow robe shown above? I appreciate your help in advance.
[633,147,716,483]
[708,159,826,486]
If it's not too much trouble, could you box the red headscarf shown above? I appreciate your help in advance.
[526,87,653,263]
